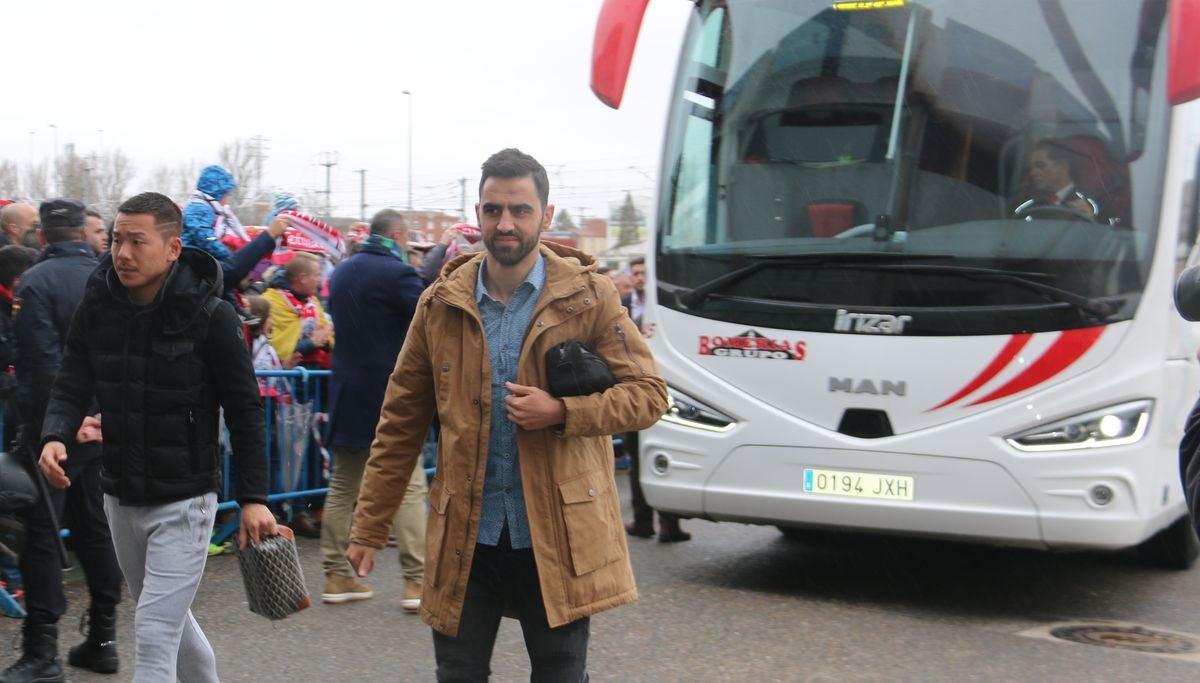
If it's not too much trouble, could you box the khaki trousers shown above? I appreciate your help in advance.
[321,446,427,581]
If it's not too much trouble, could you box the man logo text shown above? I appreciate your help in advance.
[829,378,907,396]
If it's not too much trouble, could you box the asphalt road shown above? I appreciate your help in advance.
[6,471,1200,682]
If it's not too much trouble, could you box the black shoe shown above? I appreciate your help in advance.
[657,516,692,543]
[0,621,64,683]
[658,528,692,543]
[625,521,654,539]
[67,608,118,674]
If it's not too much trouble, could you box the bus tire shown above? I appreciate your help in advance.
[1136,516,1200,570]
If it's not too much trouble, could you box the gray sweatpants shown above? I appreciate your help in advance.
[104,492,219,683]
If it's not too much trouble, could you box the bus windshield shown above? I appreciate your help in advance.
[657,0,1170,335]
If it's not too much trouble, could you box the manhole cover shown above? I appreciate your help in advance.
[1049,625,1199,654]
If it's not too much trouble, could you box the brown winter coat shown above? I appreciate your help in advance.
[350,241,668,636]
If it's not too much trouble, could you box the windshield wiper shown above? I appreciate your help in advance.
[862,263,1115,320]
[679,257,1114,321]
[677,252,953,309]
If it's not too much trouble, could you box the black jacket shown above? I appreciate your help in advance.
[40,248,268,506]
[13,241,98,441]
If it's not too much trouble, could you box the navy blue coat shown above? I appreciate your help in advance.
[325,241,424,448]
[14,241,98,442]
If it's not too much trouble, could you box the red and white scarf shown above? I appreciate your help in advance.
[279,288,321,341]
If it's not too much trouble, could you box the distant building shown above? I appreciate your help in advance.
[597,238,649,273]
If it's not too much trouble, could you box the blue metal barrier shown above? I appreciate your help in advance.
[212,368,438,544]
[214,368,331,543]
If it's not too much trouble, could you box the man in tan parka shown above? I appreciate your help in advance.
[348,148,667,681]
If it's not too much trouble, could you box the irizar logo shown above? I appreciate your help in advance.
[829,377,907,396]
[834,309,912,335]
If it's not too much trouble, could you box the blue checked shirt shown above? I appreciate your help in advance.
[474,255,546,548]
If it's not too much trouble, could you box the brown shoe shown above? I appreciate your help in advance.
[401,580,422,613]
[291,512,321,539]
[322,573,373,604]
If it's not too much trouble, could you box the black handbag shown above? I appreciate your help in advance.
[545,340,616,397]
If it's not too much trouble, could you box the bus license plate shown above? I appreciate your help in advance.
[803,468,914,501]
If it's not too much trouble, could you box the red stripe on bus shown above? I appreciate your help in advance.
[965,327,1106,407]
[928,333,1032,411]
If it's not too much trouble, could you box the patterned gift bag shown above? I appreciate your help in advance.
[236,526,312,619]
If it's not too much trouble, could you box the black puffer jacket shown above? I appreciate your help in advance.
[40,248,267,506]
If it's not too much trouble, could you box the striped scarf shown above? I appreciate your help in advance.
[189,190,250,243]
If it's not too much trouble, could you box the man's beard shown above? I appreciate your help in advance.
[485,229,539,266]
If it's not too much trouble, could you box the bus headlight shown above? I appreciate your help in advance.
[1005,400,1152,452]
[661,386,737,433]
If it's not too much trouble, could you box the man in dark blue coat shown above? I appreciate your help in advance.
[321,208,427,609]
[5,199,124,682]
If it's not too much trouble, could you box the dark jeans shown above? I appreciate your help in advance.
[20,447,122,624]
[433,529,589,683]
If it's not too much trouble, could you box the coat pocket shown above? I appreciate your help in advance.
[424,477,451,589]
[558,469,621,577]
[150,338,196,390]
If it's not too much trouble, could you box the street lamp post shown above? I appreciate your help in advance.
[48,124,58,194]
[402,90,413,232]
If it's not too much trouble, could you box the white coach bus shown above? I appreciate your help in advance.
[592,0,1200,566]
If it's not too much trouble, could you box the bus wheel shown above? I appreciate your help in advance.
[1136,516,1200,570]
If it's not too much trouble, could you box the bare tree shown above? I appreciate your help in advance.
[91,150,136,217]
[55,144,87,200]
[144,160,202,205]
[218,139,254,208]
[23,162,49,202]
[0,160,19,199]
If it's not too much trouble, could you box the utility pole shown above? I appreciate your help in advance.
[249,135,269,201]
[402,90,414,228]
[355,169,367,221]
[83,155,94,205]
[459,177,468,221]
[317,151,339,219]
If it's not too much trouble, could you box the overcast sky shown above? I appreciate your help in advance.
[4,0,692,222]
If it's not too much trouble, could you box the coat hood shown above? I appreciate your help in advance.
[90,247,224,333]
[196,165,236,200]
[435,240,598,303]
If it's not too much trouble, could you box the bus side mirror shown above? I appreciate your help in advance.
[1169,0,1200,105]
[591,0,652,109]
[1175,265,1200,320]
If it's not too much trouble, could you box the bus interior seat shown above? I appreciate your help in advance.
[1062,134,1131,226]
[806,201,868,237]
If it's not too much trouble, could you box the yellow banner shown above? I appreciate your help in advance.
[832,0,906,10]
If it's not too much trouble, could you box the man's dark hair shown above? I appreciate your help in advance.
[85,208,103,220]
[479,148,549,209]
[1034,138,1072,165]
[41,222,84,244]
[0,245,39,289]
[629,257,645,268]
[116,192,183,237]
[370,209,406,237]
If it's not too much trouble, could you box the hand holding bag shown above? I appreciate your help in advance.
[236,525,312,620]
[545,340,616,397]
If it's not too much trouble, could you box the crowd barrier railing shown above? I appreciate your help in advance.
[214,368,332,544]
[212,368,439,544]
